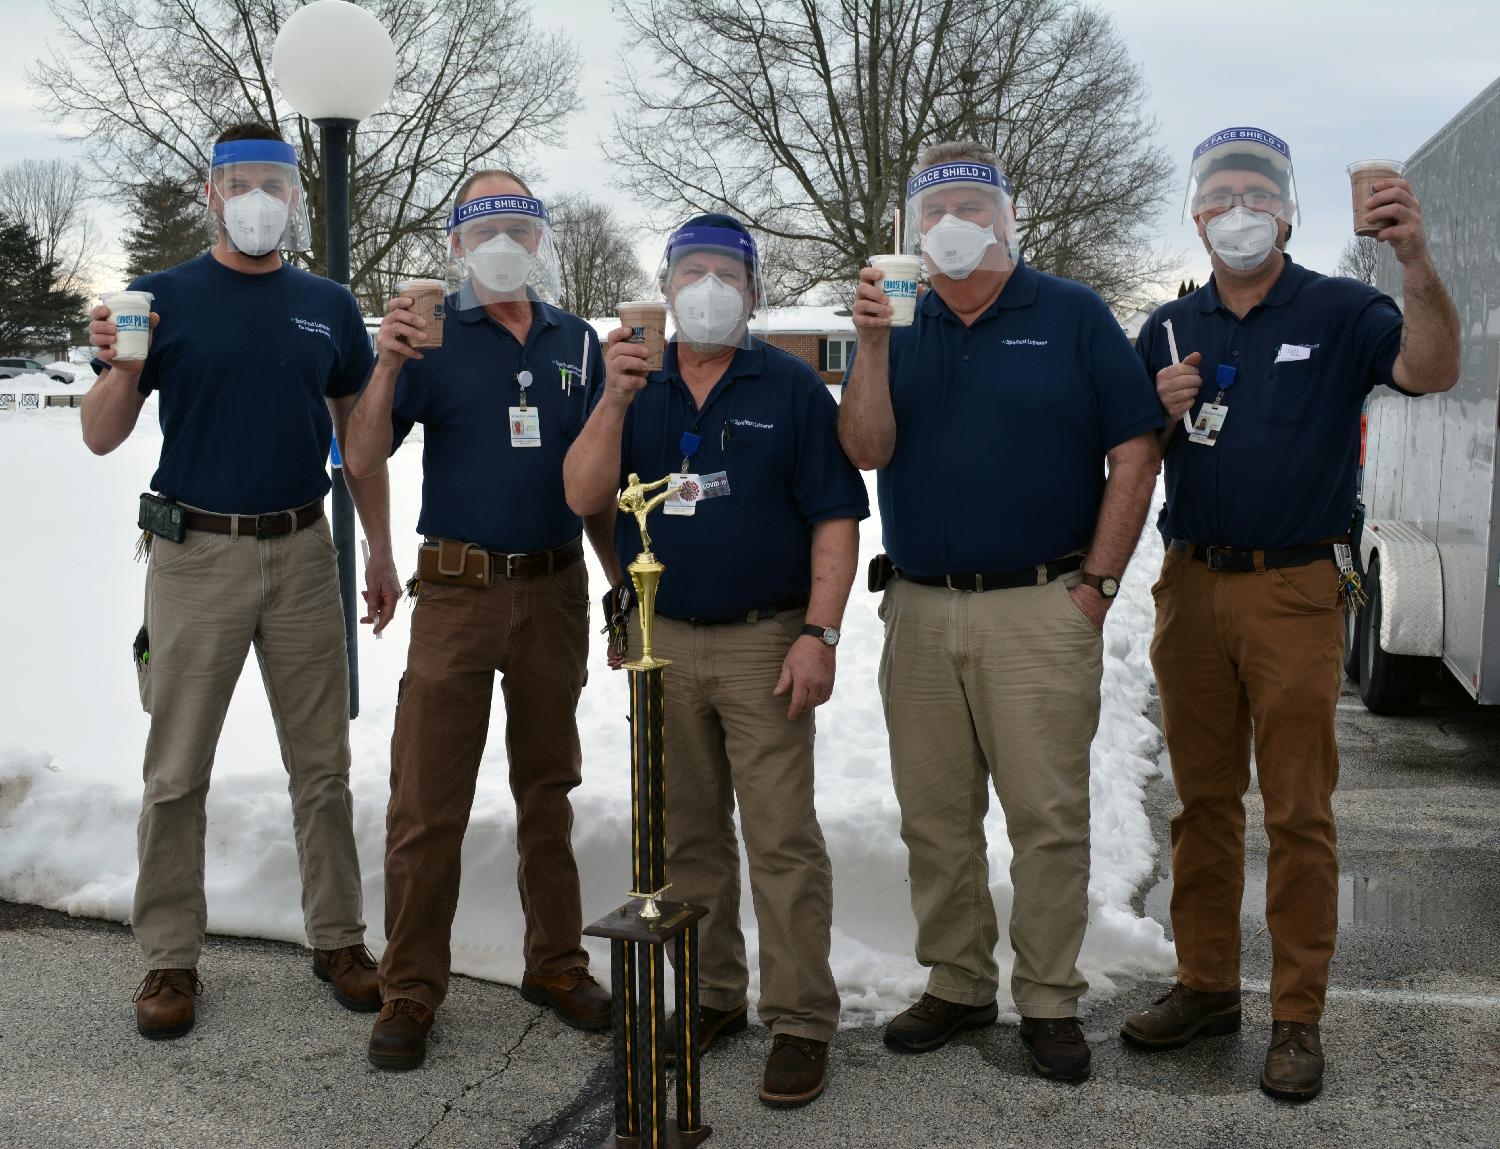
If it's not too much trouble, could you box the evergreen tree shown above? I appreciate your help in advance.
[123,179,210,278]
[0,212,86,356]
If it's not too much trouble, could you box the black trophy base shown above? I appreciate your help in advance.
[600,1127,712,1148]
[584,899,708,945]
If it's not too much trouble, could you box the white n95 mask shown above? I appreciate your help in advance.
[1206,206,1279,271]
[921,214,997,280]
[222,189,291,257]
[467,233,536,294]
[673,274,746,347]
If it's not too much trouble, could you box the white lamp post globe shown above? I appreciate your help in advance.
[272,0,395,123]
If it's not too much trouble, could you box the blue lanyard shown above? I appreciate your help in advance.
[679,431,701,471]
[1214,364,1238,402]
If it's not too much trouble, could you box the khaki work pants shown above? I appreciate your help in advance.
[133,515,365,969]
[628,611,840,1042]
[379,558,591,1011]
[1150,550,1344,1023]
[879,572,1103,1018]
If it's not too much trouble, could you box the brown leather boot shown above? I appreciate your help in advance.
[883,993,998,1053]
[519,966,611,1031]
[133,969,201,1040]
[1019,1016,1091,1082]
[1261,1021,1324,1101]
[313,944,381,1012]
[368,998,435,1071]
[664,1001,749,1065]
[1121,982,1242,1049]
[759,1034,829,1108]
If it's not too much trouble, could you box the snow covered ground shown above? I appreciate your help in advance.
[0,401,1173,1021]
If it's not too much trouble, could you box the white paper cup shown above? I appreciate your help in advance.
[868,254,921,327]
[101,290,154,361]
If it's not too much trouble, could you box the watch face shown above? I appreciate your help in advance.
[822,627,840,646]
[1101,577,1120,598]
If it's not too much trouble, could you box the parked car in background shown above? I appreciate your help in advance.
[0,358,75,385]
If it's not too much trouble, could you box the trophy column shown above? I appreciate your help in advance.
[584,475,712,1149]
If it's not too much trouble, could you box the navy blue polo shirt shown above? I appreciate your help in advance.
[1137,257,1405,550]
[608,341,869,620]
[131,252,373,514]
[391,297,604,554]
[860,260,1162,576]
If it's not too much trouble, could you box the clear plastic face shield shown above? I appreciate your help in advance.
[207,139,311,257]
[657,224,767,353]
[905,162,1018,282]
[447,192,561,306]
[1185,127,1299,273]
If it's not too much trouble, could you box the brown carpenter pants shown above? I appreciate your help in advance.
[1150,549,1344,1023]
[378,554,591,1011]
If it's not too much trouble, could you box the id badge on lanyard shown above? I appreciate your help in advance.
[1189,364,1238,447]
[510,369,540,447]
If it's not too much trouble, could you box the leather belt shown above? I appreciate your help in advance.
[486,535,584,578]
[183,501,323,538]
[1169,538,1340,573]
[663,592,810,627]
[897,553,1085,592]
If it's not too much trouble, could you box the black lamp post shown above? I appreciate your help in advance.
[273,0,395,719]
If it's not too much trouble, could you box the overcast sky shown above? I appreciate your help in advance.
[8,0,1500,302]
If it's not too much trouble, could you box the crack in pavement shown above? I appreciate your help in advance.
[407,1007,548,1149]
[518,1058,615,1148]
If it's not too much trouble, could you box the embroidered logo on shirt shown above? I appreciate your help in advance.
[729,418,774,431]
[291,317,334,341]
[1001,338,1049,347]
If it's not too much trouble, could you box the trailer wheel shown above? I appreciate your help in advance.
[1343,598,1361,682]
[1358,556,1422,714]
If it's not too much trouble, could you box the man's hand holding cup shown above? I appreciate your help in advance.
[376,295,427,366]
[602,325,653,409]
[91,294,158,374]
[852,265,895,341]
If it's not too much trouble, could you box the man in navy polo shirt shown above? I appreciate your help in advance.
[81,122,399,1040]
[1120,127,1459,1101]
[344,171,617,1071]
[840,141,1162,1083]
[565,213,868,1108]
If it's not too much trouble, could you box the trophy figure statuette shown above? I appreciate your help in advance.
[583,472,711,1148]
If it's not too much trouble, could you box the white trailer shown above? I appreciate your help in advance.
[1351,75,1500,712]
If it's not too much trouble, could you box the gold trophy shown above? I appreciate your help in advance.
[617,472,675,672]
[584,472,711,1148]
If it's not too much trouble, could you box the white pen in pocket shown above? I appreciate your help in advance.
[1163,318,1193,434]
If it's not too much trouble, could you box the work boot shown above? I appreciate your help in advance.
[368,998,435,1071]
[1019,1016,1091,1082]
[883,993,998,1053]
[1120,982,1242,1049]
[132,968,201,1040]
[313,944,381,1012]
[664,1001,749,1065]
[758,1034,829,1108]
[1260,1021,1324,1102]
[519,966,612,1031]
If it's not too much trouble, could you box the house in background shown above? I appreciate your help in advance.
[759,306,857,385]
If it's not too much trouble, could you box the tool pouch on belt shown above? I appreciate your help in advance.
[417,538,493,588]
[867,553,894,593]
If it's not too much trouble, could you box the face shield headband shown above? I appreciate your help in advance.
[905,162,1019,277]
[1185,126,1299,225]
[208,138,311,255]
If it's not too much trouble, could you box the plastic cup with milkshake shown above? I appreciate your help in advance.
[101,290,155,362]
[868,254,921,327]
[1348,160,1406,237]
[617,300,668,370]
[397,278,446,349]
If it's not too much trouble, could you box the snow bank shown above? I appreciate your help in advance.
[0,412,1172,1020]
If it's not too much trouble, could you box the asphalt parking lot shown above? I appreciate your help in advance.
[2,673,1496,1149]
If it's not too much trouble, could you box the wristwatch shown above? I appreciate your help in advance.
[800,624,841,647]
[1079,572,1121,599]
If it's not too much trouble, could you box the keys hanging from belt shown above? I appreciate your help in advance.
[1333,543,1367,612]
[601,582,635,659]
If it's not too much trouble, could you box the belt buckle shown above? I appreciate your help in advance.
[505,552,522,579]
[1205,546,1228,572]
